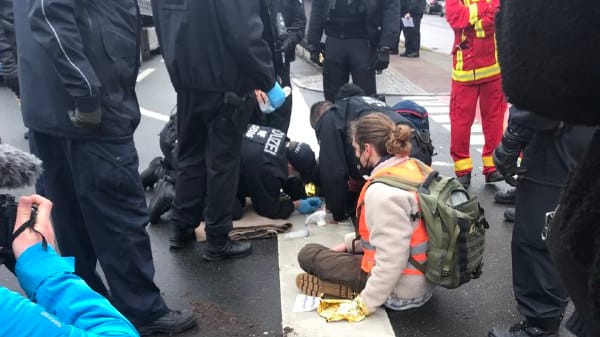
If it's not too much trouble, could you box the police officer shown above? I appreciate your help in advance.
[13,0,195,334]
[399,0,426,57]
[256,0,306,133]
[309,84,431,222]
[0,0,17,96]
[151,1,286,260]
[234,124,320,220]
[489,107,595,337]
[307,0,401,102]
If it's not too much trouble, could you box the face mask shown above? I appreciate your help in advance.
[356,149,373,177]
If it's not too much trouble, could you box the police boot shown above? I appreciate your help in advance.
[503,208,515,222]
[495,188,517,204]
[140,156,168,190]
[202,239,252,261]
[148,175,175,224]
[489,320,559,337]
[485,170,505,183]
[163,210,196,249]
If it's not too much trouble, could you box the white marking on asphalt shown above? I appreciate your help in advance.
[430,114,450,123]
[471,134,485,145]
[432,161,454,167]
[471,124,482,133]
[289,83,320,156]
[140,107,169,122]
[137,68,156,83]
[424,106,449,114]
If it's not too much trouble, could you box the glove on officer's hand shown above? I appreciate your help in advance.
[493,128,528,186]
[281,36,297,56]
[309,45,323,66]
[267,82,286,109]
[68,96,102,128]
[374,46,390,72]
[298,197,322,214]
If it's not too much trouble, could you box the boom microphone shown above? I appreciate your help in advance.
[0,143,43,189]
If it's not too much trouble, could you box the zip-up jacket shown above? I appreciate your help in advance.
[14,0,141,140]
[152,0,275,94]
[307,0,401,50]
[0,243,138,337]
[446,0,500,84]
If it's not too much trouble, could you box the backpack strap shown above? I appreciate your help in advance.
[408,256,427,274]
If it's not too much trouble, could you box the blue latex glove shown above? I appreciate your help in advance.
[267,82,286,109]
[305,197,322,209]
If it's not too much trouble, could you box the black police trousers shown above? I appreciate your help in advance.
[512,138,569,324]
[404,13,423,55]
[323,36,376,102]
[171,91,249,245]
[29,131,168,326]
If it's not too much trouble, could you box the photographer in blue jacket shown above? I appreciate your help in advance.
[0,194,139,337]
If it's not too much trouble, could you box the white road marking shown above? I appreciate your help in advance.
[137,68,156,83]
[140,107,169,122]
[424,106,449,114]
[430,114,450,123]
[289,83,320,156]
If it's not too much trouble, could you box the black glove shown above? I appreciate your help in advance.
[281,36,297,56]
[493,128,528,186]
[68,96,102,128]
[374,46,390,71]
[308,45,323,66]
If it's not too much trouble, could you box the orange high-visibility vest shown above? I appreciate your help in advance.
[356,159,429,275]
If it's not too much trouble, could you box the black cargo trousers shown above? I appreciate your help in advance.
[170,91,251,246]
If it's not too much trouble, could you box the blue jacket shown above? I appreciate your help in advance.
[14,0,141,140]
[0,243,139,337]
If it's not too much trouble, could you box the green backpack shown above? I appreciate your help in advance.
[372,162,489,289]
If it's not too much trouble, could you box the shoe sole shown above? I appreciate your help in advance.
[295,273,355,299]
[201,248,252,261]
[137,315,197,336]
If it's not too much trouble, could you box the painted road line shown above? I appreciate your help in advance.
[470,134,485,145]
[137,68,156,83]
[424,106,449,114]
[140,107,169,122]
[430,114,450,124]
[289,83,320,156]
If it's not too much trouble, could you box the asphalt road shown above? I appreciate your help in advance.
[0,53,575,337]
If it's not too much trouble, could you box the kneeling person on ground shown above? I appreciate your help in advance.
[296,113,435,314]
[234,125,321,220]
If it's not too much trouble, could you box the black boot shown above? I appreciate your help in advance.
[140,157,168,190]
[489,320,559,337]
[503,208,515,222]
[148,176,175,224]
[485,170,505,183]
[202,239,252,261]
[495,188,517,204]
[136,309,197,336]
[457,172,471,189]
[163,210,196,249]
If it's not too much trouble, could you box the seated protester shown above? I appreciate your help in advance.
[0,195,138,336]
[310,84,432,222]
[296,113,435,313]
[233,124,321,220]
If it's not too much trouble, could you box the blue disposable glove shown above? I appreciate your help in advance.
[298,197,322,214]
[267,82,286,109]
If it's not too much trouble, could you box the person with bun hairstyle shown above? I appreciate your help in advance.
[296,113,435,314]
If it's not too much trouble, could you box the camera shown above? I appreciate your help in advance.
[0,194,17,268]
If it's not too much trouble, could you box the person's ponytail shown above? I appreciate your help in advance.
[385,124,412,156]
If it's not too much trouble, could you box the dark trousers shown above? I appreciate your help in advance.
[404,13,423,55]
[30,131,168,325]
[322,37,376,102]
[172,91,249,245]
[512,138,569,324]
[264,61,293,133]
[298,243,368,292]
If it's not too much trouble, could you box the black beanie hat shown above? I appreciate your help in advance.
[286,141,317,182]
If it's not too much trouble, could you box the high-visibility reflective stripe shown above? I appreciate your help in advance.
[410,242,428,255]
[454,157,473,172]
[456,49,464,71]
[361,239,375,251]
[468,4,479,25]
[452,62,501,82]
[482,155,495,167]
[475,19,485,38]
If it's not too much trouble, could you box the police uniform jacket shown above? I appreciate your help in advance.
[152,0,275,95]
[263,0,306,66]
[315,96,413,221]
[238,125,295,220]
[14,0,141,140]
[307,0,401,50]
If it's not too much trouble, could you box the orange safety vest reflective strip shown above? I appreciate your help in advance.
[356,159,430,275]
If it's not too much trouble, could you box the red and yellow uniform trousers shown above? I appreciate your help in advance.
[356,160,429,275]
[446,0,507,177]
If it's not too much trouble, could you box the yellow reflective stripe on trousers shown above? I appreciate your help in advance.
[452,62,500,82]
[454,158,473,172]
[482,155,495,167]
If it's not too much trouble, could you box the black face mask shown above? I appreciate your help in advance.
[355,152,391,177]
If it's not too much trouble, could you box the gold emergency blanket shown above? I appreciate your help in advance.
[317,296,369,322]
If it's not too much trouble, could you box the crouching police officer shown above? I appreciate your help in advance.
[256,0,306,133]
[307,0,401,102]
[489,106,595,337]
[309,84,433,222]
[234,124,320,220]
[152,0,286,259]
